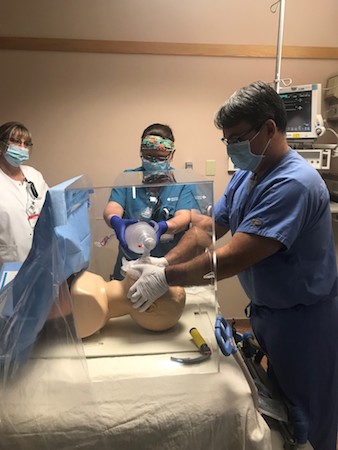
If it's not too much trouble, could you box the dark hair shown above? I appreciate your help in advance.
[0,121,32,145]
[214,81,287,133]
[141,123,175,142]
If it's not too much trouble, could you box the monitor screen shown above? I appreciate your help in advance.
[279,84,322,140]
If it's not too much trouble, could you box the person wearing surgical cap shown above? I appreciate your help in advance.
[103,123,192,280]
[0,121,48,264]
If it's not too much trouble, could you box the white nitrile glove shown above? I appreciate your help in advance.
[126,264,168,312]
[121,256,168,279]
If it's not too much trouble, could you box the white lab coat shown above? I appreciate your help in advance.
[0,165,48,264]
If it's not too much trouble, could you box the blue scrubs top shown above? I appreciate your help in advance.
[109,167,193,223]
[215,149,338,309]
[109,166,194,279]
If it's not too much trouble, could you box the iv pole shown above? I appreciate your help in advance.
[274,0,286,93]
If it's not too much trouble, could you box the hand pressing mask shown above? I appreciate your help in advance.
[126,263,169,312]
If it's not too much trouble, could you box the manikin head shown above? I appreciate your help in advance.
[70,271,186,338]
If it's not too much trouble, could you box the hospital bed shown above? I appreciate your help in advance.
[0,175,285,450]
[0,290,274,450]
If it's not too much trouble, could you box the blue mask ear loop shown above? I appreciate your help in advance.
[248,129,261,146]
[247,125,271,165]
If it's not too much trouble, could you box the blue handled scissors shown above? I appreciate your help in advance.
[215,315,238,356]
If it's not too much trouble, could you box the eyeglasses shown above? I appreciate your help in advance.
[8,137,33,148]
[221,127,256,146]
[141,153,172,162]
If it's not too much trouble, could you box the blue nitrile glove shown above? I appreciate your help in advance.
[110,215,137,251]
[149,220,168,246]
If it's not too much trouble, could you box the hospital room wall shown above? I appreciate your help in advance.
[0,0,337,318]
[1,52,336,318]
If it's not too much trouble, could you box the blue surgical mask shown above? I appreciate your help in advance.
[227,141,263,172]
[227,135,271,172]
[4,144,29,167]
[142,158,170,172]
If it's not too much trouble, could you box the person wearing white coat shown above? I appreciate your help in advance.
[0,121,48,264]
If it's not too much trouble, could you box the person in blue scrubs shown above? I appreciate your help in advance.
[103,123,192,280]
[125,82,338,449]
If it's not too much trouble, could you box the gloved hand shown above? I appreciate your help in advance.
[121,256,169,272]
[140,256,168,267]
[121,256,168,279]
[149,220,168,246]
[126,264,169,312]
[110,215,137,251]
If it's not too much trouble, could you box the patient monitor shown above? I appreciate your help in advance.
[279,83,325,140]
[279,83,333,170]
[70,271,186,338]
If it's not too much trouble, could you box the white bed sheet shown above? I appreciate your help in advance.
[0,356,273,450]
[0,286,275,450]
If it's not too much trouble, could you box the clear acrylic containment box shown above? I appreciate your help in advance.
[0,170,220,389]
[86,169,220,379]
